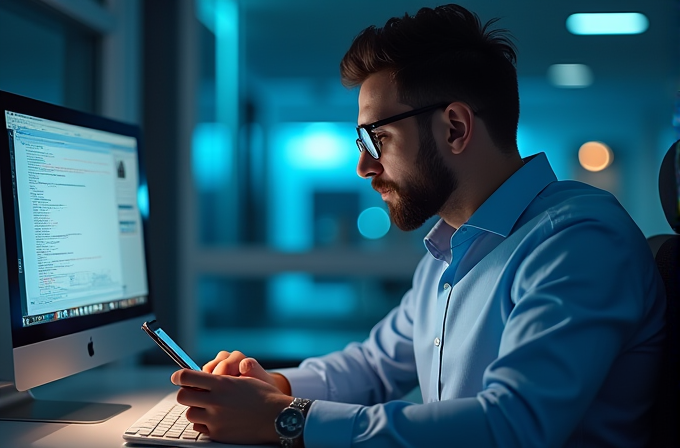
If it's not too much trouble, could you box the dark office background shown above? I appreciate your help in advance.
[0,0,679,368]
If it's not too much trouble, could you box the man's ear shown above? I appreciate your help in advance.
[441,102,475,155]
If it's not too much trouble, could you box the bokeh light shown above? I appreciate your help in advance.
[578,141,613,172]
[566,13,648,35]
[547,64,593,88]
[137,183,149,218]
[357,207,390,239]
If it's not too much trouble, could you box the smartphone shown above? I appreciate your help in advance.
[142,320,202,370]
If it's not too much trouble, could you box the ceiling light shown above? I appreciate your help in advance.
[547,64,593,88]
[567,13,649,35]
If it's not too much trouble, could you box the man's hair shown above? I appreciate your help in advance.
[340,4,519,152]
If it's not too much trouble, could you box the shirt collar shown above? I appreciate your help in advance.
[424,152,557,261]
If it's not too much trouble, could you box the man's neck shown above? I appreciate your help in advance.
[439,150,524,229]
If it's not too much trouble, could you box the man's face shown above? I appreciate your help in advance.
[356,72,457,231]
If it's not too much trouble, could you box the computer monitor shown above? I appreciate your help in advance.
[0,90,155,422]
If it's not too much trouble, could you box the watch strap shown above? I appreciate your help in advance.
[277,398,314,448]
[289,397,313,415]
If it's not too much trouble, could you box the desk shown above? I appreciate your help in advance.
[0,364,264,448]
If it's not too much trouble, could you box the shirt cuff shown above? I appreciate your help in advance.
[303,400,362,448]
[272,367,329,400]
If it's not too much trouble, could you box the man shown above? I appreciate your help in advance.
[172,4,666,447]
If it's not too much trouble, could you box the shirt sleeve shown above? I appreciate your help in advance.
[303,398,496,448]
[273,367,329,400]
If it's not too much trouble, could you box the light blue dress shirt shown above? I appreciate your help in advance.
[277,153,666,448]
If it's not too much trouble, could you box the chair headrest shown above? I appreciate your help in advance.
[659,139,680,234]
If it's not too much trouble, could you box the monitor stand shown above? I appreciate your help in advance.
[0,382,129,423]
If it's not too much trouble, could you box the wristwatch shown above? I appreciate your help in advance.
[274,397,314,448]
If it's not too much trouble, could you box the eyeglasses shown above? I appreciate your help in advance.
[355,102,449,160]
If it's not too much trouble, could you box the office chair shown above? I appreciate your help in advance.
[646,139,680,448]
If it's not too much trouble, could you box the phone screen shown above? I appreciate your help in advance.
[143,320,201,370]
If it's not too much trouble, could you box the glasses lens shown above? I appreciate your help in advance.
[358,127,379,159]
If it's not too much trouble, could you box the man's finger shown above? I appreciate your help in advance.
[176,386,211,407]
[171,369,217,391]
[185,405,210,424]
[193,423,210,435]
[213,351,246,376]
[202,350,231,372]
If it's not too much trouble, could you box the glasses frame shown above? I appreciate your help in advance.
[355,102,450,160]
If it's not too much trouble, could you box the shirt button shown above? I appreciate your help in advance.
[434,337,441,347]
[443,283,450,290]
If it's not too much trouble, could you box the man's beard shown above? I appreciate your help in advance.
[372,126,458,231]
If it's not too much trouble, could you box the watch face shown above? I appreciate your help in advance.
[275,407,305,438]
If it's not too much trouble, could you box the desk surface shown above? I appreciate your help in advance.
[0,364,265,448]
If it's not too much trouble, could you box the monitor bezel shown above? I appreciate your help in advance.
[0,89,154,348]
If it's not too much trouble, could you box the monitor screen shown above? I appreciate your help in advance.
[0,90,154,396]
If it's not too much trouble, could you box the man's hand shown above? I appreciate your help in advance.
[171,368,292,444]
[203,350,292,395]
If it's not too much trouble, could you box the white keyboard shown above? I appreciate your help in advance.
[123,391,219,447]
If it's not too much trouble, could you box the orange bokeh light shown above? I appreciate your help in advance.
[578,141,613,172]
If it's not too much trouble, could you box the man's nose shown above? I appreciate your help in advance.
[356,150,383,179]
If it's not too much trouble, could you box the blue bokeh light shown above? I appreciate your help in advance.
[357,207,391,239]
[137,183,149,219]
[286,122,353,169]
[192,122,231,192]
[566,13,648,35]
[547,64,593,88]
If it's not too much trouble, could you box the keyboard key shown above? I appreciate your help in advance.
[151,428,169,437]
[181,429,200,440]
